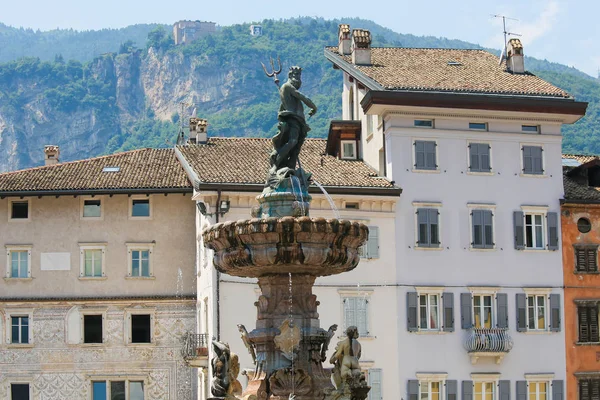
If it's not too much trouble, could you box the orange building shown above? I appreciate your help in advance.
[562,155,600,400]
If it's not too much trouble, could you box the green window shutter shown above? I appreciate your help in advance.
[425,141,437,169]
[443,292,454,332]
[496,293,508,328]
[446,380,457,400]
[415,141,425,169]
[547,212,559,250]
[514,211,525,250]
[481,144,491,171]
[368,369,382,400]
[472,209,483,248]
[469,143,480,171]
[516,293,527,332]
[549,294,561,332]
[417,208,428,247]
[367,226,379,259]
[461,293,472,329]
[483,210,494,248]
[429,208,440,247]
[408,380,419,400]
[462,381,473,400]
[407,292,418,332]
[590,304,599,342]
[552,380,564,400]
[533,146,544,174]
[516,381,527,400]
[522,146,533,174]
[499,380,510,400]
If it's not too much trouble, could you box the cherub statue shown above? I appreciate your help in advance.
[237,324,257,364]
[329,326,363,389]
[211,340,231,398]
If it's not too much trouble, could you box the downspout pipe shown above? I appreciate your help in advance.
[215,190,221,341]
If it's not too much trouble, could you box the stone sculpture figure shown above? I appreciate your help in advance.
[210,340,231,398]
[321,324,338,362]
[328,326,369,400]
[237,324,257,364]
[227,353,243,398]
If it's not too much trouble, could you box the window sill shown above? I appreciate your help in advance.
[127,342,155,347]
[128,216,153,221]
[415,246,443,251]
[366,133,374,142]
[469,247,496,252]
[576,341,600,346]
[467,171,495,176]
[412,330,450,335]
[7,343,34,348]
[412,169,441,174]
[519,173,548,178]
[79,343,105,347]
[573,271,600,275]
[80,217,104,221]
[8,218,31,223]
[521,249,550,253]
[521,330,552,335]
[78,276,108,281]
[3,277,33,282]
[125,276,156,280]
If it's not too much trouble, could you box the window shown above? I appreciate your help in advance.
[474,382,495,400]
[421,381,442,400]
[578,218,592,233]
[522,145,544,175]
[368,369,382,400]
[345,202,359,209]
[84,250,103,277]
[579,378,600,400]
[341,140,357,159]
[366,115,374,136]
[92,380,145,400]
[131,199,150,217]
[414,119,433,128]
[575,245,598,273]
[131,314,152,343]
[11,316,29,344]
[409,376,454,400]
[84,315,103,344]
[526,295,546,331]
[127,243,154,278]
[514,210,558,251]
[416,207,440,248]
[6,246,31,278]
[469,122,488,131]
[414,140,437,170]
[11,383,30,400]
[525,213,545,249]
[82,198,102,218]
[578,303,599,343]
[528,381,548,400]
[358,226,379,259]
[468,143,491,173]
[522,125,540,133]
[473,295,494,329]
[408,290,454,332]
[471,209,494,249]
[9,200,29,220]
[342,294,370,336]
[419,294,440,330]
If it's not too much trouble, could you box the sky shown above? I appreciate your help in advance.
[1,0,599,77]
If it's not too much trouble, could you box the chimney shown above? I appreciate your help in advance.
[338,24,351,55]
[189,117,208,144]
[44,145,60,166]
[506,38,525,74]
[351,29,372,65]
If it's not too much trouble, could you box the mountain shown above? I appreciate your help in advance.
[0,18,598,172]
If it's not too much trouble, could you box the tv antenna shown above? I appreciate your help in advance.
[492,14,521,64]
[176,101,193,145]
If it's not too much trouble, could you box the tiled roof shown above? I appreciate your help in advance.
[176,138,396,189]
[562,154,599,165]
[564,175,600,202]
[325,47,570,97]
[0,148,192,194]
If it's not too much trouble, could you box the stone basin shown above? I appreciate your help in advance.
[202,216,368,278]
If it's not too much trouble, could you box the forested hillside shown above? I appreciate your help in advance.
[0,17,598,172]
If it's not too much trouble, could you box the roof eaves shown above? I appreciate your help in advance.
[0,187,193,198]
[196,182,402,197]
[324,47,384,91]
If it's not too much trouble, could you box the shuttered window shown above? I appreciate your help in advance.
[368,369,382,400]
[528,382,548,400]
[578,304,600,343]
[359,226,379,259]
[579,378,600,400]
[343,296,369,336]
[419,294,440,330]
[526,295,546,331]
[471,209,494,249]
[575,245,599,273]
[417,208,440,248]
[522,145,544,175]
[420,381,442,400]
[414,140,437,170]
[474,382,495,400]
[469,143,491,172]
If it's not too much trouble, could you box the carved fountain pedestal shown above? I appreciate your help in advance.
[203,214,370,400]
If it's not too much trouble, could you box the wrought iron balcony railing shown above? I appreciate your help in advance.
[181,332,210,367]
[463,328,513,364]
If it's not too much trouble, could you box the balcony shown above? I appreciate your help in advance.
[463,328,514,365]
[181,332,210,368]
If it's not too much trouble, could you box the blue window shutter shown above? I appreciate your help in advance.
[533,146,544,174]
[481,144,491,171]
[443,292,454,332]
[547,212,559,250]
[483,210,494,248]
[368,226,379,258]
[550,293,561,332]
[552,380,564,400]
[415,141,425,169]
[417,208,428,247]
[496,293,508,328]
[407,292,418,332]
[469,143,479,171]
[461,293,472,329]
[516,381,527,400]
[514,211,525,250]
[446,380,457,400]
[368,369,382,400]
[516,293,527,332]
[523,146,533,174]
[425,141,437,169]
[472,209,483,248]
[408,380,419,400]
[499,380,510,400]
[429,208,440,247]
[462,381,473,400]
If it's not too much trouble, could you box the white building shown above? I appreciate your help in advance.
[325,25,587,400]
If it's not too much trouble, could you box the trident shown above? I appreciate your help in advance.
[261,56,282,87]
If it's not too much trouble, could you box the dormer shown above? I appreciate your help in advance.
[351,29,372,66]
[326,120,362,160]
[506,38,525,74]
[338,24,351,55]
[566,158,600,187]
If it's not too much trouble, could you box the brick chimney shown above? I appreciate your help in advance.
[189,117,208,144]
[338,24,351,55]
[506,38,525,74]
[44,145,60,166]
[351,29,372,65]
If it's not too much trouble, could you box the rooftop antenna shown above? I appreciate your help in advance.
[492,14,521,65]
[176,101,192,145]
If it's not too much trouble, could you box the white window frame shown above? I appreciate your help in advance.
[8,198,31,222]
[466,141,494,176]
[80,309,107,345]
[8,380,33,400]
[525,374,554,400]
[468,204,496,251]
[412,138,440,173]
[522,125,540,134]
[413,202,443,250]
[523,288,551,333]
[469,287,499,329]
[80,196,104,220]
[5,309,34,346]
[88,376,148,400]
[338,289,373,338]
[521,206,549,251]
[79,243,107,280]
[415,287,444,332]
[520,143,546,178]
[414,119,434,128]
[416,373,448,400]
[340,140,357,160]
[125,308,155,345]
[358,225,379,260]
[126,243,155,279]
[468,122,489,131]
[5,245,32,279]
[128,195,153,220]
